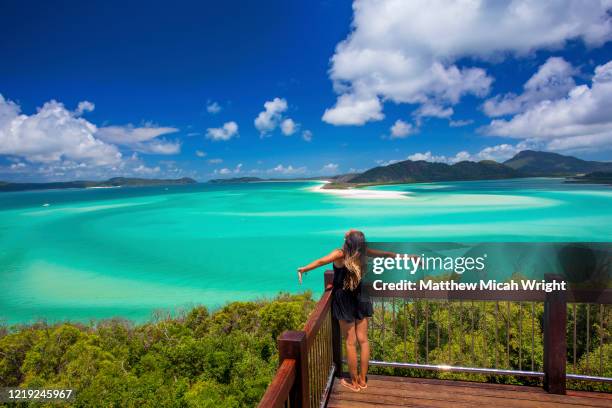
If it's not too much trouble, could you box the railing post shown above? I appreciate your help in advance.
[543,274,567,394]
[278,331,309,407]
[325,270,342,377]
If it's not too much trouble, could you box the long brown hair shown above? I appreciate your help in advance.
[342,230,367,290]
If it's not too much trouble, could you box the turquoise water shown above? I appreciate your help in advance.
[0,178,610,323]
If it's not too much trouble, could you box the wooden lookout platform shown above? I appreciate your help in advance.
[327,375,611,408]
[258,271,611,408]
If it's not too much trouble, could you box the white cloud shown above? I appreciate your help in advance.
[281,118,298,135]
[302,129,313,142]
[483,57,577,117]
[324,0,612,126]
[76,101,95,115]
[254,97,288,135]
[321,163,339,173]
[474,142,536,161]
[0,95,122,166]
[449,119,474,127]
[215,163,242,176]
[206,100,221,114]
[407,150,471,164]
[322,93,383,125]
[267,164,307,175]
[195,150,207,157]
[133,164,161,175]
[414,103,454,120]
[484,60,612,152]
[206,121,239,141]
[390,119,417,138]
[208,158,223,164]
[96,124,180,155]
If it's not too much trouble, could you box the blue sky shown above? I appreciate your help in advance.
[1,0,611,181]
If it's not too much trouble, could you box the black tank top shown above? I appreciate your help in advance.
[332,263,362,294]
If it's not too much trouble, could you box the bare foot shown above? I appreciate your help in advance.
[339,378,360,392]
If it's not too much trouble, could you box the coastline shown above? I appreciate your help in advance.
[308,180,409,199]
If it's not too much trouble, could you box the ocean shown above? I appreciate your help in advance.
[1,178,610,323]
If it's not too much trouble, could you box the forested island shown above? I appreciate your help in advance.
[205,151,612,189]
[0,177,197,193]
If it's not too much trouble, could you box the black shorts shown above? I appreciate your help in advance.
[331,288,373,323]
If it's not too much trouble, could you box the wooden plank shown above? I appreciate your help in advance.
[327,376,612,408]
[333,381,611,408]
[363,286,612,304]
[361,379,612,406]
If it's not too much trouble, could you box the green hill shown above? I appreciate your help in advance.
[504,150,612,176]
[347,159,522,184]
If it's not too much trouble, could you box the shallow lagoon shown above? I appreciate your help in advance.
[0,178,610,323]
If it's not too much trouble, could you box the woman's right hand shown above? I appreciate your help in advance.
[297,267,307,284]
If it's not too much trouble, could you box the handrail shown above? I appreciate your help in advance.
[258,271,338,408]
[365,286,612,303]
[257,359,296,408]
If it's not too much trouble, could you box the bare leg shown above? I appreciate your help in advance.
[339,319,360,390]
[355,317,369,387]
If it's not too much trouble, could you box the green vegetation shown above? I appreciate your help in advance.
[1,290,609,408]
[0,292,315,407]
[0,177,197,193]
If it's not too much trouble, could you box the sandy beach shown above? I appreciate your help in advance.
[308,181,409,199]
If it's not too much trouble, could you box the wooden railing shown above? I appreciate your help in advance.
[258,271,340,408]
[364,274,611,394]
[259,272,611,407]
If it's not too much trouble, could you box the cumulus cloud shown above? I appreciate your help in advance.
[322,93,383,125]
[323,0,612,126]
[76,101,95,115]
[267,164,307,175]
[321,163,339,173]
[402,150,472,164]
[390,119,417,139]
[207,158,223,164]
[302,130,313,142]
[281,118,298,135]
[484,60,612,152]
[195,150,207,157]
[206,100,221,114]
[483,57,577,117]
[206,121,239,141]
[214,163,242,176]
[0,95,121,166]
[254,97,288,135]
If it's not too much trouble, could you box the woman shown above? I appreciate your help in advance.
[297,229,396,391]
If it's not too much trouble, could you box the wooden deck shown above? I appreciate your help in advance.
[327,375,612,408]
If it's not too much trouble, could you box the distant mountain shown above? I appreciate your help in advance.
[566,171,612,185]
[347,159,522,184]
[0,177,197,193]
[208,175,352,184]
[504,150,612,176]
[209,177,264,184]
